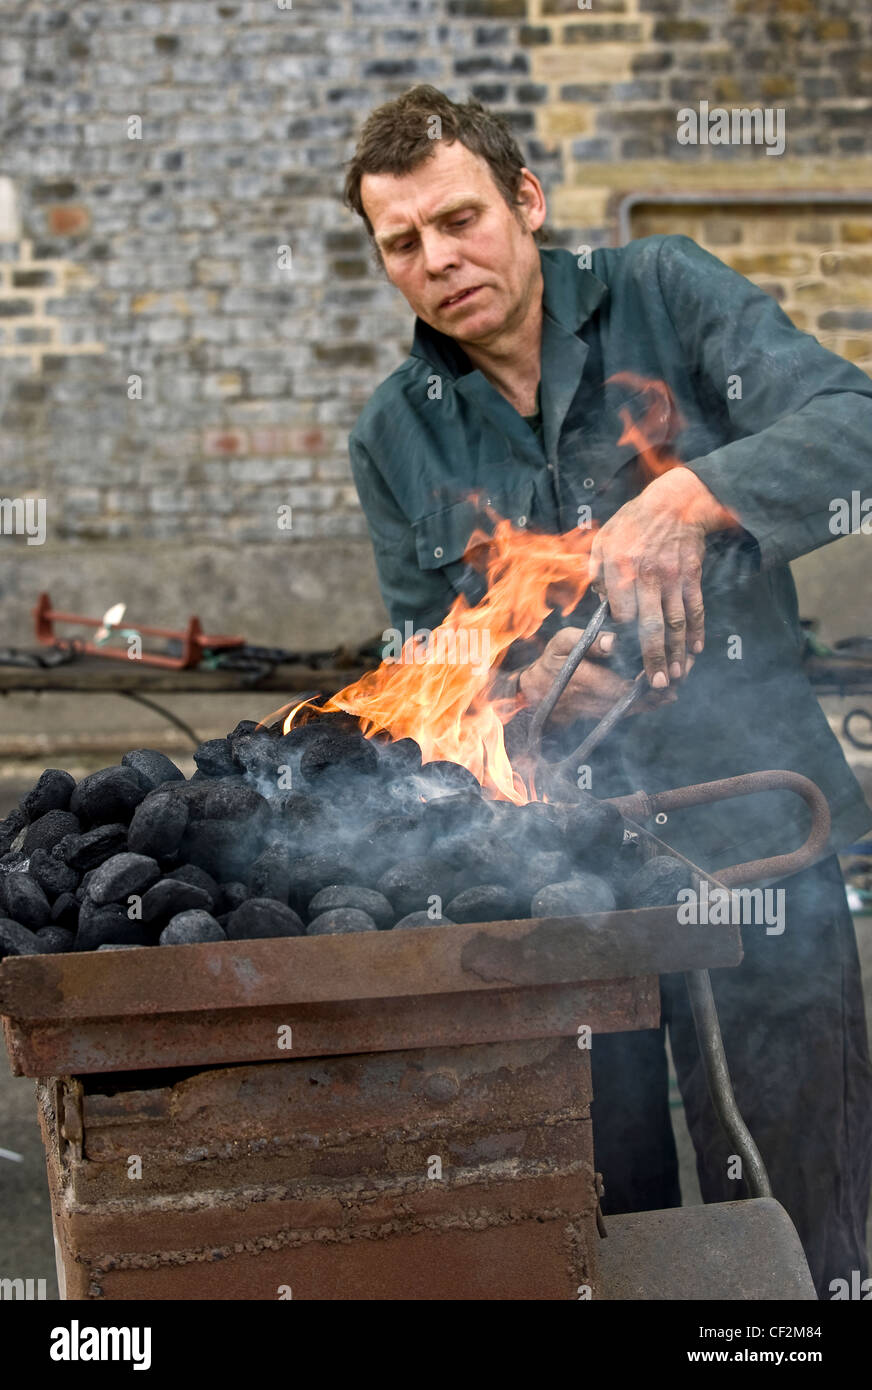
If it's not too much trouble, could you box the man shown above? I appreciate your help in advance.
[342,84,872,1296]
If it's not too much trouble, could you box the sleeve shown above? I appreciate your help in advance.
[349,434,456,636]
[655,234,872,568]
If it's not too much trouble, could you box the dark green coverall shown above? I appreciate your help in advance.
[350,235,872,1294]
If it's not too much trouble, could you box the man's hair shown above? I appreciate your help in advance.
[343,84,546,256]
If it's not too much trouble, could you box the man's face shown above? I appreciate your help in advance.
[360,139,546,348]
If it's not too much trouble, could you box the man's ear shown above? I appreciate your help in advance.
[516,168,547,234]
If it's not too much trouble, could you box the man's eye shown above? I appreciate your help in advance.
[450,217,472,229]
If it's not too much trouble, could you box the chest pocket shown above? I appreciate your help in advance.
[412,481,535,604]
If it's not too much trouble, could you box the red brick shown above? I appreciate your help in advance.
[47,204,90,236]
[202,428,249,456]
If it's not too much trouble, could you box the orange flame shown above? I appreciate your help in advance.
[276,376,715,802]
[286,516,598,803]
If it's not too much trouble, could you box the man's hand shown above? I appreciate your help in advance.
[588,466,736,689]
[517,627,678,726]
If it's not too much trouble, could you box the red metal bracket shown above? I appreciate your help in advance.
[33,592,245,670]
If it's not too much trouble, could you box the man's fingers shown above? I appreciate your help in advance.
[587,630,617,661]
[662,584,687,679]
[681,549,706,655]
[635,570,669,689]
[602,550,637,626]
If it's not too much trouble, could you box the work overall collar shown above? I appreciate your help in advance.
[409,248,610,469]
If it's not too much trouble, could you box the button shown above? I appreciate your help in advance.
[485,497,492,506]
[583,477,595,489]
[433,546,443,559]
[517,515,527,527]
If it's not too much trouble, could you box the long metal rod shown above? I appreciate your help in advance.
[683,967,772,1199]
[558,670,647,773]
[526,596,609,755]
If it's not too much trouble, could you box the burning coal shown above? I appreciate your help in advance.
[0,717,694,958]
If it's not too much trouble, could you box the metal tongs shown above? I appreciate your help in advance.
[525,595,647,790]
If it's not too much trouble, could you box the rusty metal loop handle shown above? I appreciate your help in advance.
[606,770,831,887]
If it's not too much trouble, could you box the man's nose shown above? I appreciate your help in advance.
[420,227,460,277]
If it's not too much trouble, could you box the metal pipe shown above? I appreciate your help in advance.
[683,968,772,1199]
[616,190,872,247]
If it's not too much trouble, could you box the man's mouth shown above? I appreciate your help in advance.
[440,286,481,310]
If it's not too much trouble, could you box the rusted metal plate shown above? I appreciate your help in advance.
[4,976,659,1076]
[39,1038,601,1300]
[0,901,739,1027]
[0,824,739,1076]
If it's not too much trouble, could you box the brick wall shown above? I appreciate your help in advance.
[0,0,870,656]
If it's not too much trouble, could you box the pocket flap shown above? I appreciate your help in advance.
[413,481,535,572]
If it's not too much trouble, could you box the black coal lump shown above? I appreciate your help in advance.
[69,766,147,826]
[514,801,570,853]
[376,855,454,919]
[228,719,259,744]
[167,781,213,819]
[445,884,520,923]
[121,748,185,790]
[27,847,78,900]
[306,908,377,936]
[50,893,79,929]
[160,910,227,945]
[376,736,423,775]
[167,862,219,897]
[77,868,97,901]
[35,925,75,954]
[354,814,430,875]
[55,823,127,872]
[248,845,291,902]
[434,830,515,885]
[286,852,361,913]
[224,898,305,941]
[307,885,395,930]
[193,738,236,778]
[419,760,481,796]
[20,769,76,821]
[74,906,150,952]
[4,873,51,929]
[423,791,493,838]
[274,721,333,759]
[182,817,262,880]
[521,850,574,896]
[233,732,283,780]
[299,729,378,782]
[392,910,455,930]
[217,881,249,913]
[0,919,41,957]
[141,878,212,924]
[532,874,617,918]
[23,809,80,855]
[88,853,161,906]
[127,792,189,859]
[622,856,695,910]
[0,808,27,856]
[205,782,269,824]
[563,799,626,856]
[272,791,332,844]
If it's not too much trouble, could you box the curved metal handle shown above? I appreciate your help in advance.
[605,770,831,887]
